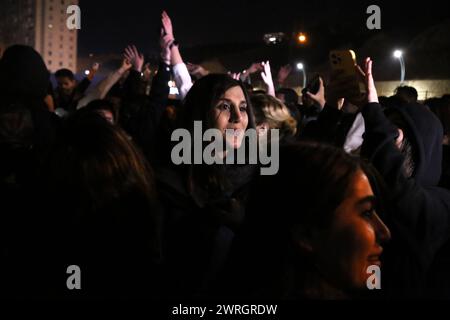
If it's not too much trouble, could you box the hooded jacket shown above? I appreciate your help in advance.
[361,102,450,298]
[0,46,59,298]
[0,45,49,99]
[0,45,59,154]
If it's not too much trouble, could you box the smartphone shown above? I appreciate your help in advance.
[329,50,366,101]
[330,50,357,77]
[305,74,321,95]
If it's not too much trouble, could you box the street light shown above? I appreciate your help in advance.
[393,50,405,84]
[263,32,285,45]
[297,63,307,88]
[297,33,307,44]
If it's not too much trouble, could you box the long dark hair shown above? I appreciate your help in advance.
[176,74,257,203]
[48,109,156,210]
[223,142,366,299]
[179,74,256,131]
[39,109,161,297]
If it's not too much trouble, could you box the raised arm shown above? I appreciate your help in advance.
[162,10,192,100]
[260,61,276,97]
[77,59,132,109]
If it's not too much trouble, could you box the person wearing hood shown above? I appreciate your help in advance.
[0,44,60,191]
[0,45,59,156]
[352,58,450,298]
[0,45,60,298]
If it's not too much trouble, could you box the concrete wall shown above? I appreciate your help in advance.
[375,80,450,100]
[290,79,450,101]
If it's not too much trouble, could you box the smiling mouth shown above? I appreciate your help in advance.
[225,129,244,137]
[367,258,381,267]
[367,252,383,266]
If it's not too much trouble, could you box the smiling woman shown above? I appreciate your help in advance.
[156,74,262,297]
[218,142,391,299]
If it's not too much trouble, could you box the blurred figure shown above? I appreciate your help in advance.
[358,58,450,298]
[301,87,323,125]
[251,93,297,143]
[276,88,300,117]
[38,110,161,299]
[221,142,390,299]
[394,85,418,104]
[0,45,58,298]
[54,65,97,116]
[84,99,117,124]
[427,95,450,196]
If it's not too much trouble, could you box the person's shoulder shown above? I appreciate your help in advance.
[155,166,188,200]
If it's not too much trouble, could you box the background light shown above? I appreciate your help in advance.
[393,50,403,58]
[298,33,307,43]
[297,63,304,70]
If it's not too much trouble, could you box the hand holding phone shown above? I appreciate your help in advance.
[304,74,321,95]
[329,50,366,106]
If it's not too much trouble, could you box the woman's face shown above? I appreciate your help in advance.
[311,170,391,290]
[211,86,249,149]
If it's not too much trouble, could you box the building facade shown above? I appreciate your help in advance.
[0,0,78,72]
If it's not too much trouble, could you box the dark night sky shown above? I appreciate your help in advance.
[78,0,450,55]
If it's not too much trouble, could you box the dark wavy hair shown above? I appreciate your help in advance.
[223,142,371,299]
[47,109,156,210]
[178,74,256,131]
[176,74,257,202]
[40,109,161,297]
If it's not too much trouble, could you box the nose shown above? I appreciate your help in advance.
[229,104,243,123]
[373,212,391,244]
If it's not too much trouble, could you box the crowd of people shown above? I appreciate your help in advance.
[1,11,450,300]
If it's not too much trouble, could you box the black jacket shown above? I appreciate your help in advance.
[120,63,171,165]
[0,45,60,298]
[54,77,91,113]
[300,105,358,148]
[360,102,450,298]
[156,164,257,298]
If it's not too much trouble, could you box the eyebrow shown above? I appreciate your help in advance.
[217,98,247,104]
[356,196,376,206]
